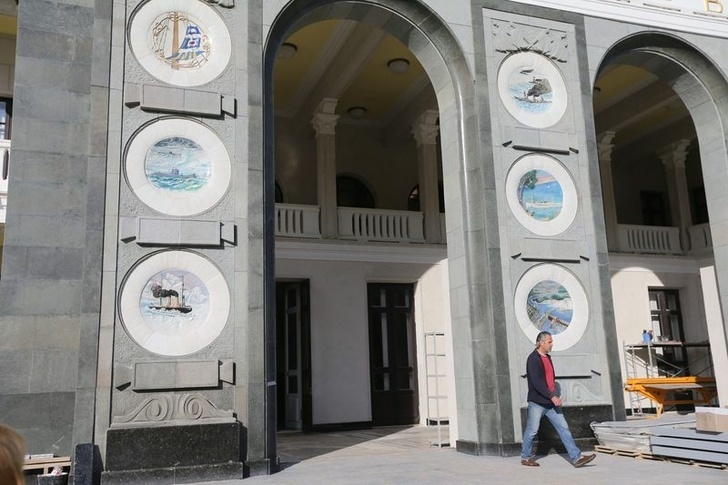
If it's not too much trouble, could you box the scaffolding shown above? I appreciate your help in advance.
[623,340,716,417]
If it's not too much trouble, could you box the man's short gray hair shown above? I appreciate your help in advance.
[535,331,552,348]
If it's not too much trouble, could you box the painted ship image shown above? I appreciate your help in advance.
[149,282,192,314]
[152,12,210,70]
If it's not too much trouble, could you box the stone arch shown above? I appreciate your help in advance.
[262,0,487,461]
[595,31,728,394]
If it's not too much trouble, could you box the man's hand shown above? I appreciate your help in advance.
[551,396,562,407]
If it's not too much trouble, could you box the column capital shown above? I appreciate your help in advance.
[412,109,440,146]
[657,139,691,169]
[311,112,340,136]
[596,131,616,161]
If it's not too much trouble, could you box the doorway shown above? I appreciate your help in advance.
[276,280,312,430]
[649,288,687,373]
[367,283,418,426]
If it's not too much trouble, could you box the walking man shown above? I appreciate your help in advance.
[521,331,596,468]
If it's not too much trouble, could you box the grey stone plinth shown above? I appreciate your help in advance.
[455,440,522,457]
[100,463,244,485]
[103,422,244,481]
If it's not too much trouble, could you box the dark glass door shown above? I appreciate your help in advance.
[649,289,687,374]
[367,283,418,426]
[276,281,311,430]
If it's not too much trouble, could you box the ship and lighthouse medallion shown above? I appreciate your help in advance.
[129,0,232,87]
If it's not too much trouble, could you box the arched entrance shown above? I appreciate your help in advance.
[593,33,728,413]
[262,0,481,469]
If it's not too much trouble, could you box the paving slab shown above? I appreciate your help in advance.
[193,425,728,484]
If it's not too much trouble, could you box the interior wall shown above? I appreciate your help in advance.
[275,117,317,205]
[274,117,420,209]
[336,124,418,210]
[0,34,14,97]
[610,255,709,408]
[613,155,668,225]
[276,255,448,425]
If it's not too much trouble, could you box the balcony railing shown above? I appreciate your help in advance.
[338,207,425,243]
[273,205,711,255]
[0,139,9,224]
[274,204,429,243]
[275,203,321,238]
[687,223,712,253]
[617,224,682,255]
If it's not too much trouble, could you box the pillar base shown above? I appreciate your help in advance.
[456,440,521,456]
[102,422,244,484]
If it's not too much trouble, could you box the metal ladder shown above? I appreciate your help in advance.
[424,331,448,447]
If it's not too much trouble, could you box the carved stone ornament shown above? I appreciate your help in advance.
[492,20,568,62]
[204,0,234,7]
[111,393,235,428]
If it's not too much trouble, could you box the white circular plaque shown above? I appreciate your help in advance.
[505,154,578,236]
[514,264,589,352]
[125,118,231,216]
[129,0,232,87]
[497,52,568,128]
[120,251,230,356]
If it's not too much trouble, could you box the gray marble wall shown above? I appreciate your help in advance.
[0,0,111,456]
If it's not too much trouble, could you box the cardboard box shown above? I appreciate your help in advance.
[695,406,728,433]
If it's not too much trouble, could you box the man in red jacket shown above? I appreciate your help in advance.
[520,331,596,468]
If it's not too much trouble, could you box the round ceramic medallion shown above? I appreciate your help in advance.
[129,0,232,86]
[125,118,231,216]
[119,251,230,356]
[514,264,588,352]
[497,52,568,128]
[505,154,577,236]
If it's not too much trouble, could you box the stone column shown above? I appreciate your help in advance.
[597,132,618,251]
[311,98,340,238]
[658,139,692,251]
[412,110,441,243]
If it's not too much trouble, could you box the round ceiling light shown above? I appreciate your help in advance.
[347,106,368,119]
[387,58,410,74]
[278,42,298,59]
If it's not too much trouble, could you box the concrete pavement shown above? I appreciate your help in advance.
[194,425,727,484]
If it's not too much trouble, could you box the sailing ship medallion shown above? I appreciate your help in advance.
[151,12,211,71]
[129,1,232,86]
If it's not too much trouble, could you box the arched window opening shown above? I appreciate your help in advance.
[336,175,375,209]
[407,183,445,212]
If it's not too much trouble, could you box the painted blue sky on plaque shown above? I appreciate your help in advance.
[508,66,554,115]
[140,269,210,333]
[151,12,210,70]
[145,137,211,192]
[517,169,563,221]
[527,280,573,335]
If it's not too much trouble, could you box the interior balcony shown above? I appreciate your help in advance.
[275,203,446,244]
[615,223,712,256]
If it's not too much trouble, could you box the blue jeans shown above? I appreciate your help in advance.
[520,401,582,463]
